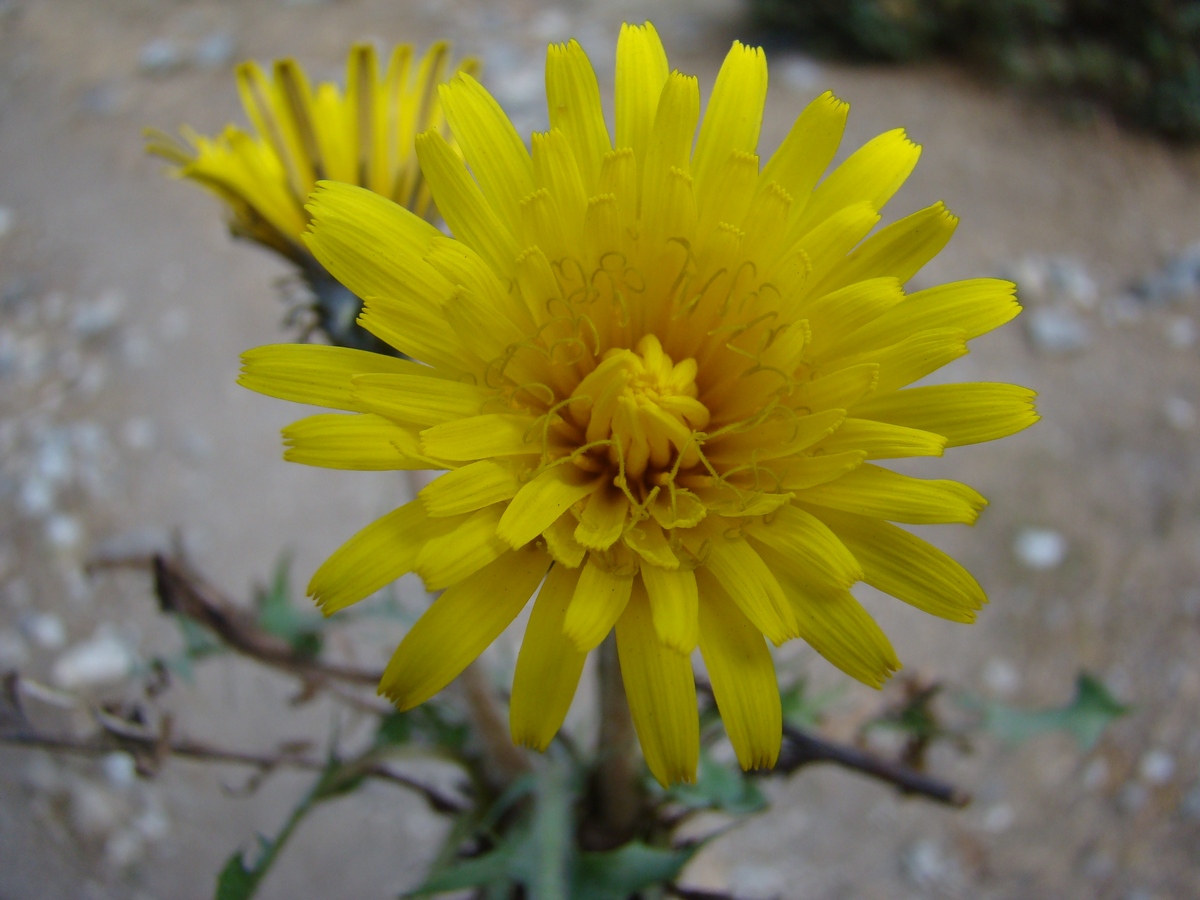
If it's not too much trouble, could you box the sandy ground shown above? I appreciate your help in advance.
[0,0,1198,898]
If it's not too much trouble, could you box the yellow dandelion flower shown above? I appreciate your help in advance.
[145,42,476,349]
[239,22,1037,787]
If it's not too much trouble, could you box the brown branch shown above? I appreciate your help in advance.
[0,705,467,814]
[88,553,385,689]
[776,724,970,807]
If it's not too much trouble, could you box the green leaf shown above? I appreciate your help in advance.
[667,752,765,814]
[780,678,844,731]
[572,842,693,900]
[529,761,573,900]
[983,672,1130,750]
[215,837,271,900]
[254,554,325,659]
[405,834,525,897]
[373,711,412,748]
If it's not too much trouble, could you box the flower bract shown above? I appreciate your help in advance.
[240,22,1037,786]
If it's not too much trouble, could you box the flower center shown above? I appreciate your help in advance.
[567,334,711,482]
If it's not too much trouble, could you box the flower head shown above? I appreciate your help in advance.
[146,43,475,350]
[240,22,1037,786]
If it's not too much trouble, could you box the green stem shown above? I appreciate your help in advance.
[594,633,641,843]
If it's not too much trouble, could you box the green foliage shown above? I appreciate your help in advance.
[751,0,1200,138]
[980,672,1131,749]
[572,844,694,900]
[215,836,273,900]
[667,751,767,815]
[780,678,844,731]
[254,554,325,659]
[161,616,225,681]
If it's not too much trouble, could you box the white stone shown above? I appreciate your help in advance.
[0,628,29,667]
[120,417,157,453]
[70,289,124,338]
[980,802,1015,833]
[52,630,134,689]
[158,306,189,341]
[1163,396,1196,431]
[1025,307,1091,354]
[1138,749,1175,785]
[68,781,123,840]
[23,612,66,649]
[101,752,137,790]
[982,657,1020,698]
[18,475,55,517]
[1013,527,1068,570]
[1165,315,1197,349]
[45,514,83,552]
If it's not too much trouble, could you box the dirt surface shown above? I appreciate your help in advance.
[0,1,1198,898]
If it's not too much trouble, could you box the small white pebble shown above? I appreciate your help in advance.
[1165,315,1197,349]
[23,612,66,649]
[52,631,134,689]
[44,514,83,552]
[1138,749,1175,786]
[101,752,137,790]
[1163,396,1196,431]
[0,628,29,668]
[982,657,1021,698]
[1013,527,1068,570]
[120,417,157,453]
[980,802,1015,833]
[1082,757,1110,790]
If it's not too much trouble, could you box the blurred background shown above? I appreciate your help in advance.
[0,0,1198,897]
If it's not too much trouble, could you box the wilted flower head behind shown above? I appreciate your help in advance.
[241,22,1037,786]
[146,42,475,349]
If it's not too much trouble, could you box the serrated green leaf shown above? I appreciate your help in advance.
[214,836,271,900]
[780,679,844,731]
[983,672,1130,750]
[667,752,765,814]
[572,842,693,900]
[530,761,573,900]
[406,834,526,897]
[254,553,325,658]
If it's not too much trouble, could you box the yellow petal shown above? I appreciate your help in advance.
[694,569,781,770]
[789,364,879,412]
[563,553,634,651]
[624,518,680,569]
[640,72,700,243]
[852,383,1039,447]
[810,507,986,622]
[615,21,669,174]
[759,91,848,217]
[419,460,521,517]
[544,512,588,568]
[379,546,550,709]
[497,465,599,548]
[692,41,768,223]
[574,480,630,550]
[829,278,1020,355]
[415,504,509,591]
[771,450,866,490]
[799,277,906,360]
[615,580,699,786]
[813,201,958,295]
[784,201,880,289]
[239,344,433,411]
[815,418,947,460]
[510,564,588,750]
[350,372,490,425]
[308,501,456,615]
[415,130,520,279]
[755,543,900,687]
[545,40,612,192]
[744,504,862,589]
[421,413,541,460]
[282,412,432,470]
[641,564,698,653]
[817,328,967,395]
[531,129,588,252]
[793,128,921,234]
[796,464,987,524]
[699,533,799,645]
[439,72,534,230]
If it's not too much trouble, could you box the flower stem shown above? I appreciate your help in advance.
[594,632,641,842]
